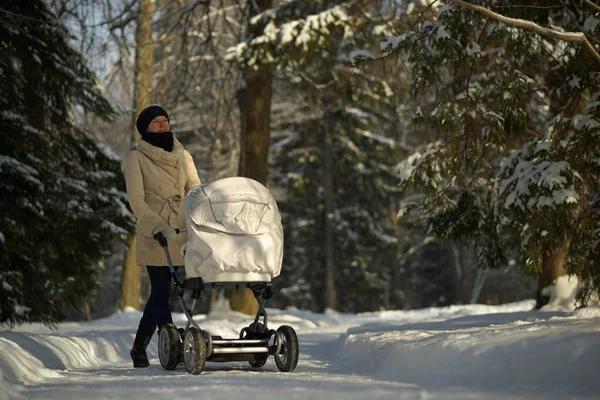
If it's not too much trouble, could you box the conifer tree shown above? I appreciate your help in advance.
[382,0,600,306]
[0,1,134,326]
[227,0,406,311]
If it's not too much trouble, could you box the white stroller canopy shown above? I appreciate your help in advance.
[184,177,284,283]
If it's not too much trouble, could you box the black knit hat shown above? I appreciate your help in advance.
[136,105,170,134]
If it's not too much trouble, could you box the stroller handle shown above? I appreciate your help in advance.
[152,227,187,247]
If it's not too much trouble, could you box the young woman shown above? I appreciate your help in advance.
[125,105,201,368]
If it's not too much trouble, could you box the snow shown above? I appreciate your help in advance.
[500,156,581,210]
[357,130,396,148]
[413,107,423,118]
[380,33,412,52]
[575,115,600,130]
[281,20,301,45]
[466,42,481,56]
[95,142,121,162]
[584,15,600,33]
[250,4,351,53]
[99,220,128,235]
[1,285,599,399]
[0,156,43,187]
[58,177,88,193]
[350,49,375,64]
[568,75,581,90]
[539,275,578,312]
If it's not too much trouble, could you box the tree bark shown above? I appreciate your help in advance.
[323,129,337,311]
[452,246,475,305]
[120,0,156,311]
[237,63,272,185]
[231,0,274,316]
[120,235,140,310]
[534,242,568,309]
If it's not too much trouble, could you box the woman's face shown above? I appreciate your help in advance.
[146,116,170,133]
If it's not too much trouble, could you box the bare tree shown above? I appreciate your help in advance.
[120,0,156,310]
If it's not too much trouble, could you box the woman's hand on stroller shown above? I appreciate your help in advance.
[153,224,176,239]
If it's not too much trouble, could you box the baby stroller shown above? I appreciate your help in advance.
[152,177,298,375]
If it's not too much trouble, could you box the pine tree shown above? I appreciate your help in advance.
[0,1,134,326]
[228,0,406,311]
[383,1,600,305]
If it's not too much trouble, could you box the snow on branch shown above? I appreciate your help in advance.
[450,0,600,64]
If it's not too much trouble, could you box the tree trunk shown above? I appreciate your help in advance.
[120,235,141,310]
[387,202,402,309]
[452,246,474,304]
[84,299,92,321]
[120,0,156,311]
[531,88,588,310]
[237,62,272,184]
[231,0,274,316]
[323,129,337,311]
[534,243,568,309]
[134,0,156,129]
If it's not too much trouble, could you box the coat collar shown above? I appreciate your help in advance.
[136,137,184,166]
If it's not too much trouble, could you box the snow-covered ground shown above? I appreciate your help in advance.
[1,295,599,399]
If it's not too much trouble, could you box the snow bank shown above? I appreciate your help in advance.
[0,329,132,386]
[333,306,600,395]
[539,274,579,311]
[0,368,24,400]
[1,302,599,398]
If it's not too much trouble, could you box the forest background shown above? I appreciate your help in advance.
[1,0,599,326]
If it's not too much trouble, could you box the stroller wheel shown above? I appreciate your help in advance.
[184,327,207,375]
[249,355,268,368]
[274,325,299,372]
[158,323,180,370]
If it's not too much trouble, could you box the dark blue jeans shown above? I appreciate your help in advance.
[140,265,179,329]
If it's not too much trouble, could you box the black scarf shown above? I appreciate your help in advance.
[141,132,174,152]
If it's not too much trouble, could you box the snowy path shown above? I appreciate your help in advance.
[23,333,419,400]
[8,331,536,400]
[2,301,600,399]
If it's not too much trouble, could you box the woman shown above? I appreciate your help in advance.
[125,105,201,368]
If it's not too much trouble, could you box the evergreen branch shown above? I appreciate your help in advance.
[462,18,490,175]
[449,0,600,64]
[558,0,600,46]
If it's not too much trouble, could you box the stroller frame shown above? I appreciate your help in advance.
[153,230,298,375]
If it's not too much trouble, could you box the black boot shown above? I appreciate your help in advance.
[130,322,156,368]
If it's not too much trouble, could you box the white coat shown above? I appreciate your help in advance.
[125,138,201,266]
